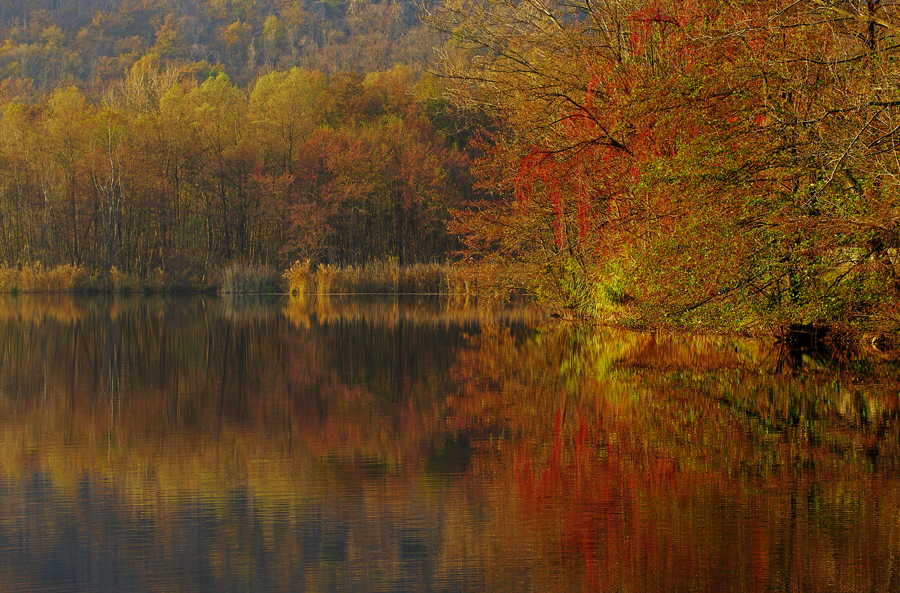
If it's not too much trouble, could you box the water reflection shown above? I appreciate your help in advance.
[0,295,897,591]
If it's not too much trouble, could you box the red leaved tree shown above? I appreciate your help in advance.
[428,0,900,331]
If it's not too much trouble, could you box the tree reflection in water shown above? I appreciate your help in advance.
[0,294,896,592]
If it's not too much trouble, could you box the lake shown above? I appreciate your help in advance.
[0,294,897,592]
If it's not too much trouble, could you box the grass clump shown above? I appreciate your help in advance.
[316,264,340,297]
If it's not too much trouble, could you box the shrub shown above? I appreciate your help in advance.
[0,266,18,292]
[315,263,339,296]
[283,259,312,295]
[109,267,139,293]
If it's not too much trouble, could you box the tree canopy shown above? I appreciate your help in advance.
[425,0,900,332]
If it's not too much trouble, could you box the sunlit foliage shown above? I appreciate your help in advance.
[0,63,474,284]
[426,0,900,333]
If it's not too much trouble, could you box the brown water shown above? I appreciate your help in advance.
[0,294,897,592]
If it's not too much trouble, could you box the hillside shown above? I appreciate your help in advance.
[0,0,440,97]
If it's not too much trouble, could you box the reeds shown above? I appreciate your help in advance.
[335,260,448,294]
[283,259,312,295]
[110,266,191,294]
[0,263,92,292]
[0,263,193,294]
[284,259,456,295]
[0,260,472,297]
[316,263,339,297]
[217,262,280,293]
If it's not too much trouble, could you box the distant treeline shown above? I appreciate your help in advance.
[0,59,476,283]
[0,0,437,94]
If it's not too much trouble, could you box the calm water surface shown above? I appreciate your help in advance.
[0,294,898,592]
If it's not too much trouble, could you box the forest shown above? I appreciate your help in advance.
[2,0,900,336]
[0,62,472,281]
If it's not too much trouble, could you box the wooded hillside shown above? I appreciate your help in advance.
[0,0,437,94]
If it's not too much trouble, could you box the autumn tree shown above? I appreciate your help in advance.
[278,67,473,265]
[41,87,96,265]
[425,0,900,331]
